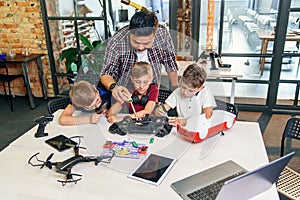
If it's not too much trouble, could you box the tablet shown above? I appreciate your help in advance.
[128,153,177,186]
[45,134,77,152]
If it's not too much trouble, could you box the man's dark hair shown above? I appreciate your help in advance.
[129,11,158,36]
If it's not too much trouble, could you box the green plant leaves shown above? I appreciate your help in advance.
[59,47,79,72]
[92,40,102,48]
[59,34,104,73]
[79,34,93,51]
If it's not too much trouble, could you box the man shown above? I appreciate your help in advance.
[100,11,178,103]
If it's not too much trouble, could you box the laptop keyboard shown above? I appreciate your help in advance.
[187,171,246,200]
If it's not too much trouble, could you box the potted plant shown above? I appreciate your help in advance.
[59,34,106,85]
[59,34,105,74]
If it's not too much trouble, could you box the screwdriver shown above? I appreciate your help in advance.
[128,98,138,119]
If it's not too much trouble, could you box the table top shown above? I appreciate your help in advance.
[0,110,279,200]
[256,29,300,41]
[4,53,45,63]
[173,61,243,79]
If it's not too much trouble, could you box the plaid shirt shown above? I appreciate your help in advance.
[100,25,178,86]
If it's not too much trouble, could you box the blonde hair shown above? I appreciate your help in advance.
[69,81,98,107]
[131,61,153,80]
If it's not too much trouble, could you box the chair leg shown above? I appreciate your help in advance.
[7,81,13,112]
[297,57,300,77]
[2,81,7,97]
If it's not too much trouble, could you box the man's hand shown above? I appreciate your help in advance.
[100,75,131,103]
[112,85,132,103]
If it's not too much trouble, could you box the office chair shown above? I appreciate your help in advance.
[276,117,300,200]
[75,74,100,87]
[158,89,172,103]
[0,60,26,111]
[157,89,177,116]
[214,98,238,117]
[47,97,70,115]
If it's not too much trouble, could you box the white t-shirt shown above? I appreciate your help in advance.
[136,49,150,63]
[165,83,216,118]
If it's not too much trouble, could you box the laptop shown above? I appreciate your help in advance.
[171,152,294,200]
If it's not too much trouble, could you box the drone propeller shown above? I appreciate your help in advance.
[40,153,54,169]
[57,173,82,186]
[64,136,86,153]
[28,152,54,170]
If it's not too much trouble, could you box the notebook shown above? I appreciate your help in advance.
[171,152,294,200]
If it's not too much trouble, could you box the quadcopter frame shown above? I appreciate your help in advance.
[28,136,114,186]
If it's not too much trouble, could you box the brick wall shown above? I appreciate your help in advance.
[0,0,54,97]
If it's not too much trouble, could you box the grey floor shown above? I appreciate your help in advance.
[0,95,49,150]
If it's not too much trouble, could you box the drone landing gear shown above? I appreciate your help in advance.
[57,173,82,186]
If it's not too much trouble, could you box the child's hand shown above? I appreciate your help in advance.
[107,115,123,124]
[168,117,178,126]
[155,103,167,116]
[89,113,102,124]
[168,117,187,126]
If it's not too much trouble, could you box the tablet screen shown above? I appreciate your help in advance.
[128,153,176,186]
[45,134,77,152]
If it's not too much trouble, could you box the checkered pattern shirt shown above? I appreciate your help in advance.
[100,25,178,86]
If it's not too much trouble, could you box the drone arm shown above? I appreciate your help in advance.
[56,154,114,173]
[94,153,115,165]
[55,155,93,173]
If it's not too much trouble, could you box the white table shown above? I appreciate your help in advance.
[0,110,279,200]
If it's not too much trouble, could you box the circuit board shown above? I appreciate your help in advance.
[102,140,148,159]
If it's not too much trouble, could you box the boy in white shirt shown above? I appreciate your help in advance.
[155,63,216,126]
